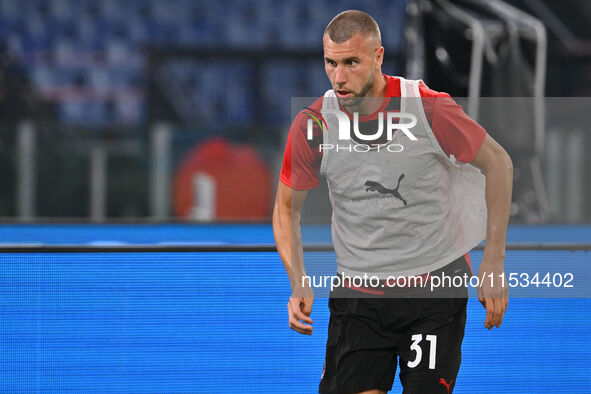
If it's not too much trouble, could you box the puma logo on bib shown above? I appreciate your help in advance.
[364,174,407,207]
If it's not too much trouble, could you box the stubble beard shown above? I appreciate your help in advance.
[340,70,375,113]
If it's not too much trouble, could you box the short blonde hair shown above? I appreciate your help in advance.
[324,10,381,44]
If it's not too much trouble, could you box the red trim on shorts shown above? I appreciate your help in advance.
[344,283,385,296]
[464,252,473,275]
[343,272,434,295]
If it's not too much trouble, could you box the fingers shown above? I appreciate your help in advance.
[287,299,313,335]
[301,298,313,318]
[483,296,508,329]
[484,298,494,329]
[292,298,313,323]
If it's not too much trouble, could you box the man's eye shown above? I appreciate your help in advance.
[347,60,357,66]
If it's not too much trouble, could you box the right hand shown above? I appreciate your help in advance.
[287,295,314,335]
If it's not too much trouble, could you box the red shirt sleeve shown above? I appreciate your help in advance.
[418,81,486,163]
[279,109,323,190]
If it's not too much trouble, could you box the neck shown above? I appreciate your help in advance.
[366,73,387,98]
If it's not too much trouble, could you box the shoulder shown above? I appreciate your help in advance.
[385,75,452,99]
[384,74,401,97]
[417,80,452,98]
[292,96,325,132]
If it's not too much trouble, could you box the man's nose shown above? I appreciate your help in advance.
[334,65,346,86]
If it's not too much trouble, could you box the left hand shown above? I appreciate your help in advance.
[477,258,509,329]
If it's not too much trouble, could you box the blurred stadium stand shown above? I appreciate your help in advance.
[0,0,407,125]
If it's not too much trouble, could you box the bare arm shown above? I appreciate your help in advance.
[273,181,309,291]
[273,181,315,334]
[470,134,513,329]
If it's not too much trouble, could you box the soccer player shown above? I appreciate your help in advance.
[273,10,512,394]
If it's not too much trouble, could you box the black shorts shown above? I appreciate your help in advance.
[319,257,470,394]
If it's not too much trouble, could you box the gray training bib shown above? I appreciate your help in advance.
[319,77,487,278]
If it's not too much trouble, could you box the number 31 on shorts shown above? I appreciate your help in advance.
[407,334,437,369]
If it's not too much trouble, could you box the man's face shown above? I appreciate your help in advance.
[323,33,383,107]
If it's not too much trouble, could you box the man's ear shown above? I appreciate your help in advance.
[375,46,384,67]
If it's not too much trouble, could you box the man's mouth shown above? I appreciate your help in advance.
[336,90,353,98]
